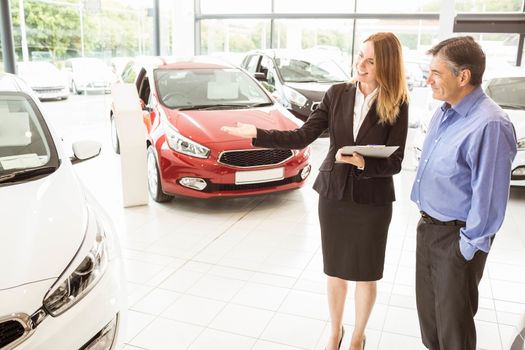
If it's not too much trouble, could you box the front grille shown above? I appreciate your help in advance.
[219,149,293,167]
[33,87,63,93]
[206,174,302,192]
[0,320,25,348]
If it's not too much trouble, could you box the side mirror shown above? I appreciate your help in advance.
[71,140,101,164]
[254,72,267,81]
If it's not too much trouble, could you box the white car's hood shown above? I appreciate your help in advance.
[0,163,86,290]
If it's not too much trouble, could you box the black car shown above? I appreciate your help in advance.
[241,49,349,122]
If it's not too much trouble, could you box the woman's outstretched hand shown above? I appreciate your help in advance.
[221,122,257,139]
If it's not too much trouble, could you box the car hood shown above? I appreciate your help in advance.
[165,105,301,145]
[508,109,525,138]
[22,74,66,88]
[0,163,86,290]
[285,82,336,101]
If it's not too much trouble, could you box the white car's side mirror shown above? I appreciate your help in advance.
[71,140,101,164]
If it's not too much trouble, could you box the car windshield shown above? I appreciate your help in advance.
[274,55,348,83]
[155,68,272,109]
[485,77,525,110]
[0,93,59,183]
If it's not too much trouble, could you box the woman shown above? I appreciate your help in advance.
[222,32,409,350]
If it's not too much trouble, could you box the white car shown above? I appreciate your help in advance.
[64,58,112,94]
[413,76,525,187]
[17,61,69,101]
[484,76,525,187]
[0,73,126,349]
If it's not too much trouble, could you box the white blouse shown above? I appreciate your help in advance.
[353,83,378,140]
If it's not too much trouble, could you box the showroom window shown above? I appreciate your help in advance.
[199,19,271,64]
[454,0,523,12]
[8,0,154,62]
[199,0,271,14]
[273,0,356,13]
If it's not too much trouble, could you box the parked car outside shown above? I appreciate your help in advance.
[17,61,69,100]
[405,61,426,88]
[413,75,525,187]
[63,57,112,94]
[111,57,311,201]
[0,73,126,349]
[241,49,349,122]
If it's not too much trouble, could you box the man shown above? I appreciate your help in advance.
[411,36,517,350]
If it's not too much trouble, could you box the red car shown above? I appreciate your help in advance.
[123,58,311,201]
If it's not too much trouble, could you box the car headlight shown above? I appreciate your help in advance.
[43,207,110,316]
[166,127,210,158]
[283,86,307,108]
[518,138,525,150]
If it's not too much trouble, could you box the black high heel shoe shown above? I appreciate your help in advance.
[338,326,345,349]
[325,326,345,350]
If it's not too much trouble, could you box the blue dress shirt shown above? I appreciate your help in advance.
[411,86,517,260]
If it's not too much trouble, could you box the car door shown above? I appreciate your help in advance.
[242,54,260,75]
[258,55,286,105]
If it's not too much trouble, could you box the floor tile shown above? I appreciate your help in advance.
[209,303,274,337]
[131,288,182,315]
[232,282,290,311]
[130,318,203,350]
[187,274,246,301]
[187,328,256,350]
[161,294,226,326]
[261,313,325,349]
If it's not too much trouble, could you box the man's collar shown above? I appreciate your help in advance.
[447,86,484,118]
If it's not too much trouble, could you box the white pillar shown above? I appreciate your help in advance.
[19,0,29,62]
[171,0,194,57]
[111,84,149,207]
[439,0,455,41]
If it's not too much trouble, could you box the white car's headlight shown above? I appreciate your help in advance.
[283,86,307,108]
[43,207,110,316]
[166,127,210,158]
[518,138,525,150]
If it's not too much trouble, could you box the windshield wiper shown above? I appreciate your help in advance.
[246,102,273,108]
[286,80,319,83]
[0,166,57,184]
[498,103,524,110]
[178,104,250,111]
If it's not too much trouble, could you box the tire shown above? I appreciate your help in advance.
[147,146,173,203]
[110,114,120,154]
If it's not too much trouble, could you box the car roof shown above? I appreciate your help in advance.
[0,73,31,94]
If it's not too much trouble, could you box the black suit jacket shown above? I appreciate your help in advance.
[254,82,409,205]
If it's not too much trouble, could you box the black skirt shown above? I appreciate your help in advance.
[318,195,392,281]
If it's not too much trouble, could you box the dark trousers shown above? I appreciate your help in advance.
[416,218,488,350]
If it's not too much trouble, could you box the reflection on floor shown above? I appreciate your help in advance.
[71,136,525,350]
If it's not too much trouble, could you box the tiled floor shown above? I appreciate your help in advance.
[44,94,525,350]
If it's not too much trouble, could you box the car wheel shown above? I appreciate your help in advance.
[147,146,173,203]
[110,115,120,154]
[75,83,83,95]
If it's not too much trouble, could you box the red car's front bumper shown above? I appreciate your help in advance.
[156,141,311,199]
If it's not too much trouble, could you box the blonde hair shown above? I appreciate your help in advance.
[362,32,409,125]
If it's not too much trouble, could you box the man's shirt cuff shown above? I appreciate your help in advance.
[459,238,478,261]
